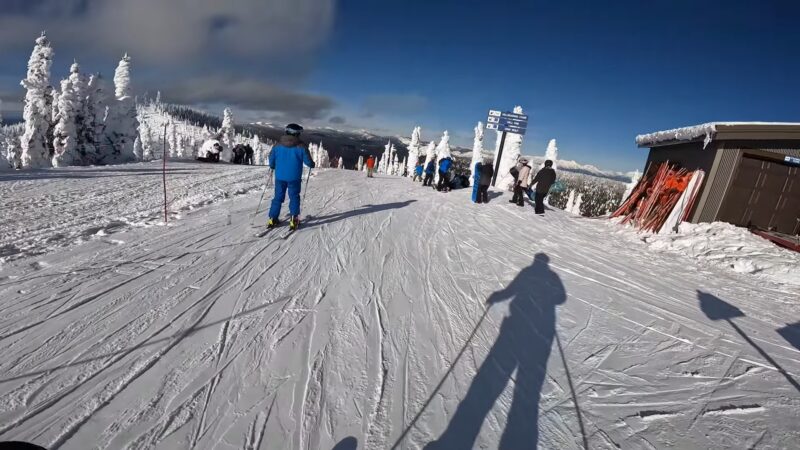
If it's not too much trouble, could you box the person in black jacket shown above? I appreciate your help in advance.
[477,159,494,203]
[530,160,557,214]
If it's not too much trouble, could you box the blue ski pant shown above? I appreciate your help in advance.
[268,179,302,219]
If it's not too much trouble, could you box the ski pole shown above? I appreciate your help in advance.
[300,167,312,215]
[251,168,272,225]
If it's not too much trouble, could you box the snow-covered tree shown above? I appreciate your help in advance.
[543,138,558,171]
[133,136,143,160]
[317,142,330,168]
[357,155,364,171]
[67,61,95,163]
[378,141,390,174]
[20,32,55,168]
[572,193,583,216]
[434,131,451,184]
[220,107,234,162]
[339,156,345,169]
[140,121,153,160]
[622,170,641,202]
[470,121,484,181]
[422,140,436,172]
[85,73,109,160]
[155,90,162,108]
[406,126,421,177]
[104,54,139,164]
[52,77,81,167]
[565,190,575,214]
[5,136,22,169]
[492,105,525,190]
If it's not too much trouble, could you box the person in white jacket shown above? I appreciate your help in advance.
[509,157,532,206]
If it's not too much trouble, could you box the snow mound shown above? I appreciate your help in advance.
[641,222,800,286]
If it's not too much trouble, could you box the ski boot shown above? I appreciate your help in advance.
[267,217,278,229]
[289,215,300,231]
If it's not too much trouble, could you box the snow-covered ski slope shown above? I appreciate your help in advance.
[1,164,798,449]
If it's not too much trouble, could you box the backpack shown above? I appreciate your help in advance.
[509,166,519,180]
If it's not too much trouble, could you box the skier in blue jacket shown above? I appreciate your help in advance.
[423,160,436,186]
[267,123,315,230]
[437,157,453,192]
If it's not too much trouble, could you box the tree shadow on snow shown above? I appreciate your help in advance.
[422,253,570,449]
[698,291,800,392]
[303,200,416,229]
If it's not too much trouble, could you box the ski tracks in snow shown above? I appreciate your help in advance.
[0,168,798,449]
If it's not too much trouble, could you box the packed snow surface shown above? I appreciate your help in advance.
[1,163,798,449]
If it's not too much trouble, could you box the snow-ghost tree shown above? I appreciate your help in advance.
[565,190,575,213]
[104,54,139,164]
[406,126,421,177]
[470,121,484,181]
[85,73,109,159]
[434,130,451,183]
[317,143,330,168]
[133,136,143,160]
[68,61,95,163]
[339,156,345,169]
[379,141,390,174]
[52,77,80,167]
[357,155,364,171]
[220,107,234,162]
[140,121,153,160]
[167,121,177,157]
[5,136,22,169]
[572,192,583,216]
[20,32,55,168]
[543,138,558,171]
[622,170,641,202]
[422,140,436,172]
[491,105,526,190]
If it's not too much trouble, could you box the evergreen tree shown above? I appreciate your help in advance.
[470,121,484,181]
[133,136,143,160]
[85,73,109,161]
[434,131,451,183]
[220,107,234,162]
[52,77,81,167]
[406,126,421,177]
[20,32,55,168]
[104,54,139,164]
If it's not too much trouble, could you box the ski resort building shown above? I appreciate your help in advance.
[636,123,800,236]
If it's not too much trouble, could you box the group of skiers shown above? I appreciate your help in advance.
[263,123,559,231]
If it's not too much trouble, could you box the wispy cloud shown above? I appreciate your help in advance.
[0,0,335,65]
[160,75,335,121]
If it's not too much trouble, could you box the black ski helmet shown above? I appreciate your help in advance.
[285,123,303,136]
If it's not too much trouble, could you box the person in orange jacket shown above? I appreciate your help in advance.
[366,155,376,178]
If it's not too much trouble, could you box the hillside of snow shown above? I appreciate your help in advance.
[1,164,798,449]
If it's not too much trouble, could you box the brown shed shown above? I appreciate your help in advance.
[636,122,800,235]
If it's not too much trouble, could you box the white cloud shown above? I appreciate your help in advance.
[0,0,335,65]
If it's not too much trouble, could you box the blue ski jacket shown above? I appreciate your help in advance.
[269,135,315,181]
[425,160,436,175]
[439,158,452,173]
[415,165,423,176]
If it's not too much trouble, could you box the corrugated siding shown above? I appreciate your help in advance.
[698,149,740,222]
[699,145,800,222]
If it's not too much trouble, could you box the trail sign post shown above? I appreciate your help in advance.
[487,109,529,186]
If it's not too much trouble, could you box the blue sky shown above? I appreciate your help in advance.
[1,0,799,172]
